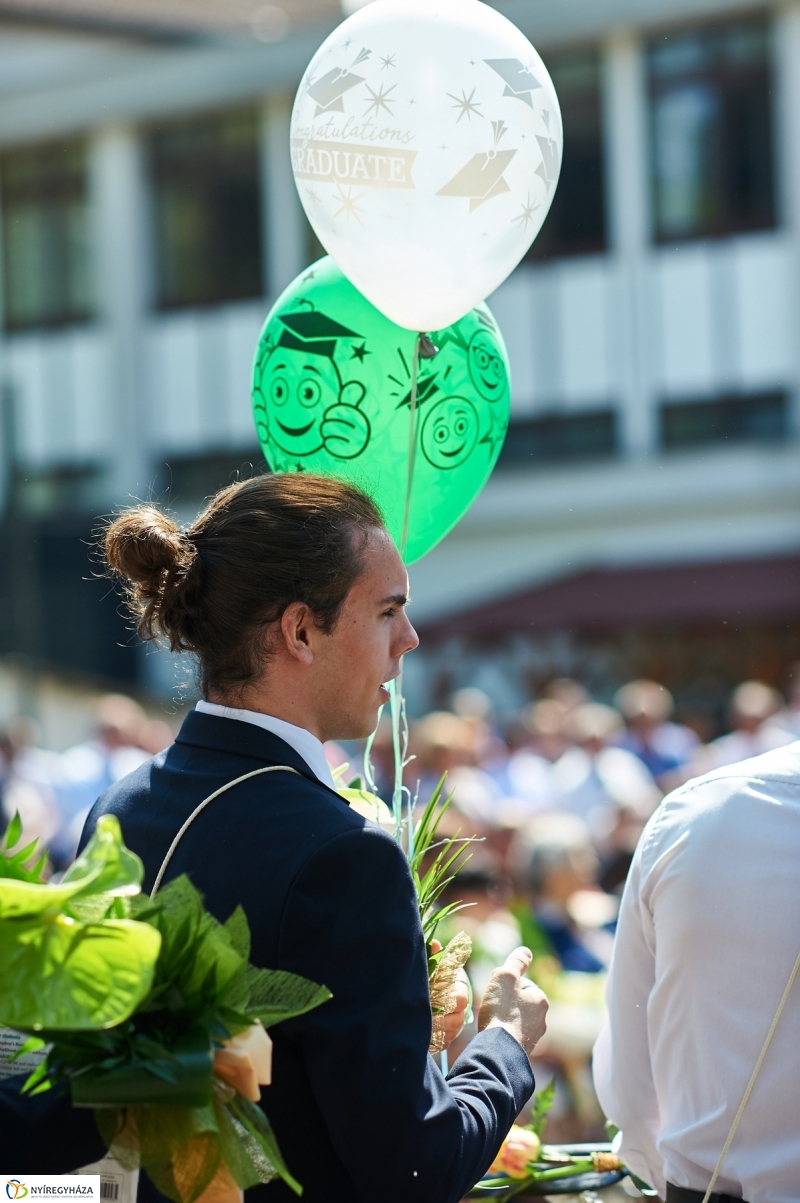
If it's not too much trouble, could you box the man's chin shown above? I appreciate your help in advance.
[333,706,384,743]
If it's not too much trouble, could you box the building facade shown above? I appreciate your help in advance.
[0,0,799,713]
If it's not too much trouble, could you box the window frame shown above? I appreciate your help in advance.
[1,136,93,332]
[525,42,608,264]
[147,105,264,312]
[647,13,777,245]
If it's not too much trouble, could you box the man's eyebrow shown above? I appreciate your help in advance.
[379,593,409,606]
[303,364,321,375]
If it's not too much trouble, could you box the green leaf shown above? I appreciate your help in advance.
[224,907,251,962]
[3,811,23,852]
[69,1027,213,1108]
[245,966,332,1027]
[228,1094,302,1196]
[0,916,161,1030]
[0,815,143,918]
[63,814,144,898]
[0,876,93,919]
[531,1076,556,1139]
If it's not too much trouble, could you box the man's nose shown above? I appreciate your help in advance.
[396,613,419,658]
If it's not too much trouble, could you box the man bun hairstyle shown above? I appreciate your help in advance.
[103,474,385,699]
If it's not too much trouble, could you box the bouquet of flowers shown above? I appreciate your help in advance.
[0,813,331,1203]
[469,1082,626,1197]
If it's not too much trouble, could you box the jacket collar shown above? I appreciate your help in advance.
[175,709,343,800]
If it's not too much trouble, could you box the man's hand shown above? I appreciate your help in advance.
[478,947,548,1057]
[321,404,370,459]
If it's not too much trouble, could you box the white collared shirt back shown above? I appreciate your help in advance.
[593,741,800,1203]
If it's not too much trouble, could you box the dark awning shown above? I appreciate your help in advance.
[419,554,800,640]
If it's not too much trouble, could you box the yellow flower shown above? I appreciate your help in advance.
[489,1126,541,1178]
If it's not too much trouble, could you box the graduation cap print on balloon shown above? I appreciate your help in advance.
[484,58,542,107]
[290,0,561,331]
[252,258,511,563]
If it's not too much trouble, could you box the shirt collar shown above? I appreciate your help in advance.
[195,700,337,790]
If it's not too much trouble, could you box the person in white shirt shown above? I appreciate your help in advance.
[593,742,800,1203]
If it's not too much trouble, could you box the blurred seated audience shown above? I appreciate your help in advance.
[500,701,564,812]
[765,661,800,740]
[511,813,614,974]
[691,679,793,774]
[53,694,170,867]
[0,718,62,853]
[408,710,502,827]
[613,679,699,789]
[552,702,661,844]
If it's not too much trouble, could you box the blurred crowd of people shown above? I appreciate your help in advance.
[0,695,174,868]
[2,667,799,1140]
[356,668,800,1139]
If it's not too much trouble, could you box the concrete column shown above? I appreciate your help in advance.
[602,31,657,458]
[260,93,306,300]
[774,4,800,437]
[88,124,151,503]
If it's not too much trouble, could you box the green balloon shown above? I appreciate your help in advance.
[251,257,511,564]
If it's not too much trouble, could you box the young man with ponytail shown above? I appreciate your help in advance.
[1,474,547,1203]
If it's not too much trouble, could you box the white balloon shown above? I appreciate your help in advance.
[290,0,562,331]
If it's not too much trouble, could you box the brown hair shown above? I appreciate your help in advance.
[103,474,385,698]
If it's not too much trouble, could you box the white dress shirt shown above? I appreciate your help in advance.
[195,700,337,790]
[593,742,800,1203]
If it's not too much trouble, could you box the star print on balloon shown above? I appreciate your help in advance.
[290,0,562,331]
[252,258,511,563]
[448,88,484,123]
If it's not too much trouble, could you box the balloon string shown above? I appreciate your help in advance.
[389,673,404,841]
[400,334,422,561]
[362,706,383,795]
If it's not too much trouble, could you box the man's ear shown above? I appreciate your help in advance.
[339,380,366,408]
[279,602,316,666]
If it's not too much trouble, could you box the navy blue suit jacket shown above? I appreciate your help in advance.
[2,710,534,1201]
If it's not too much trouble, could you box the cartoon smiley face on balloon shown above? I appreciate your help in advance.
[254,310,371,462]
[252,256,513,564]
[468,329,507,403]
[421,396,479,470]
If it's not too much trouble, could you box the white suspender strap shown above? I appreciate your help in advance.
[150,764,300,898]
[701,946,800,1203]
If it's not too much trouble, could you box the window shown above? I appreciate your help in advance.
[1,139,92,330]
[14,464,104,518]
[151,451,266,506]
[150,109,263,308]
[526,48,607,261]
[660,391,787,449]
[648,17,775,241]
[498,410,617,465]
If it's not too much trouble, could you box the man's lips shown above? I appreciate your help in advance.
[277,419,315,437]
[379,672,400,700]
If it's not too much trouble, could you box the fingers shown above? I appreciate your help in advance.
[440,1010,463,1048]
[497,946,533,980]
[448,978,470,1015]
